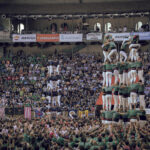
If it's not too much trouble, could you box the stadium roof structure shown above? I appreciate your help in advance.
[0,0,149,15]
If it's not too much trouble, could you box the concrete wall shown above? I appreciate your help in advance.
[6,43,149,56]
[11,16,149,33]
[7,45,76,55]
[0,18,10,31]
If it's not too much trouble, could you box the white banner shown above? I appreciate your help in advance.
[12,34,36,42]
[105,33,130,41]
[130,32,150,40]
[86,33,102,41]
[59,34,83,42]
[145,109,150,115]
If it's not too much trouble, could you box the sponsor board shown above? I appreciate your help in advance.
[12,34,36,42]
[86,33,102,41]
[60,34,83,42]
[105,33,130,41]
[130,32,150,40]
[36,34,59,42]
[145,109,150,115]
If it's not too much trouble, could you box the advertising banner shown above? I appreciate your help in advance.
[5,107,24,115]
[145,109,150,115]
[86,33,102,41]
[36,34,59,42]
[105,33,130,41]
[60,34,83,42]
[130,32,150,40]
[12,34,36,42]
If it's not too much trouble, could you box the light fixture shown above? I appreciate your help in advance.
[1,14,6,19]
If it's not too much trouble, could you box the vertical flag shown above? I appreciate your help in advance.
[24,107,31,120]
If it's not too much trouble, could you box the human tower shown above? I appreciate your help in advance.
[101,34,146,124]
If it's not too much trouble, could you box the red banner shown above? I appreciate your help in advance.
[36,34,59,42]
[24,107,31,120]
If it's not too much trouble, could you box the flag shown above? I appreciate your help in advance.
[0,107,5,119]
[24,107,31,120]
[34,108,44,118]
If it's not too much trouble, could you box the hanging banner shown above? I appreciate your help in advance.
[24,107,31,120]
[145,109,150,115]
[59,34,83,42]
[36,34,59,42]
[5,107,24,115]
[86,33,102,41]
[130,32,150,40]
[12,34,36,42]
[105,33,130,41]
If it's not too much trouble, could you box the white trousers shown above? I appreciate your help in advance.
[46,96,51,104]
[106,71,112,87]
[129,48,139,62]
[139,95,145,109]
[52,96,57,106]
[123,72,128,85]
[56,65,60,74]
[122,97,128,112]
[106,94,112,111]
[130,70,137,83]
[128,70,132,85]
[47,82,53,90]
[128,97,132,110]
[108,49,118,62]
[102,72,106,86]
[119,95,123,109]
[130,92,137,104]
[114,70,119,85]
[138,70,144,83]
[102,95,106,110]
[57,95,61,106]
[57,80,60,86]
[119,74,123,85]
[48,65,53,76]
[113,95,119,111]
[120,51,127,62]
[103,51,109,62]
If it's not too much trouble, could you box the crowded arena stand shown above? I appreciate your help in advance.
[0,0,150,149]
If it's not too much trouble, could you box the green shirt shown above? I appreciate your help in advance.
[105,64,113,71]
[109,41,116,49]
[102,64,106,72]
[137,110,146,117]
[104,87,113,93]
[127,110,138,118]
[130,83,139,92]
[136,61,142,68]
[84,142,91,149]
[130,62,137,68]
[138,84,144,93]
[119,86,130,95]
[90,145,99,150]
[57,137,64,146]
[105,111,114,119]
[113,112,120,120]
[103,43,110,51]
[121,41,129,51]
[118,63,125,73]
[122,113,129,119]
[112,86,120,92]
